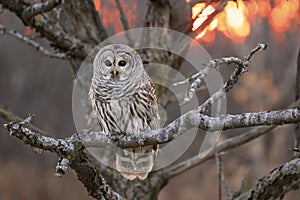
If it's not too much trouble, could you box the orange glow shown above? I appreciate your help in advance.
[192,1,250,43]
[191,0,300,43]
[93,0,101,11]
[24,27,35,36]
[257,0,271,17]
[93,0,137,34]
[269,0,299,33]
[93,0,300,43]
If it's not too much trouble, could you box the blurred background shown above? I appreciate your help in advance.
[0,0,299,199]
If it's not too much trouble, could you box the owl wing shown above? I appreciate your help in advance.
[140,73,160,131]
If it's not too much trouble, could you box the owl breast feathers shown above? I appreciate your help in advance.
[89,44,159,180]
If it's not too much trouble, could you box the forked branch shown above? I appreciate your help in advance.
[1,112,122,200]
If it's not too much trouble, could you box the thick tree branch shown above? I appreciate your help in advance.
[241,158,300,200]
[1,112,122,200]
[162,100,300,179]
[1,0,93,59]
[22,0,62,21]
[108,108,300,148]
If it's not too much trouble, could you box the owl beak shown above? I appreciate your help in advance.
[111,68,119,78]
[113,68,117,76]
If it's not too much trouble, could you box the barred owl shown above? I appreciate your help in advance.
[89,44,159,180]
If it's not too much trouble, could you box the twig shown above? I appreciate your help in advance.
[215,151,225,200]
[4,115,73,154]
[22,0,62,22]
[173,63,217,104]
[215,149,246,200]
[198,44,267,113]
[294,47,300,157]
[244,43,267,61]
[0,23,67,59]
[174,43,267,107]
[55,157,70,177]
[290,147,300,153]
[0,105,49,135]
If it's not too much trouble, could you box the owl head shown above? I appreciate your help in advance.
[93,44,144,82]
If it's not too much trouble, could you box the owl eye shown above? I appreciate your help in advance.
[104,60,112,67]
[118,60,127,67]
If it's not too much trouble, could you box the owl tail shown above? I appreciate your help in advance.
[115,146,157,180]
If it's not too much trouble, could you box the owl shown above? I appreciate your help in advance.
[89,44,159,180]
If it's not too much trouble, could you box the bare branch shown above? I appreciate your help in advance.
[1,0,93,59]
[175,43,267,107]
[22,0,62,21]
[215,151,225,200]
[0,105,49,135]
[162,100,300,179]
[173,61,216,104]
[215,150,246,200]
[294,47,300,157]
[0,23,68,59]
[241,158,300,200]
[104,108,300,148]
[4,115,73,154]
[291,147,300,153]
[244,43,268,61]
[2,114,122,200]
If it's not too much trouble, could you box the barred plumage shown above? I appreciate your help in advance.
[89,44,159,180]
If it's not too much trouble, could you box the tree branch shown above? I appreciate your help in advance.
[294,47,300,157]
[108,108,300,148]
[0,23,67,59]
[0,105,48,135]
[162,100,300,179]
[22,0,62,22]
[241,158,300,200]
[174,43,267,110]
[1,0,93,59]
